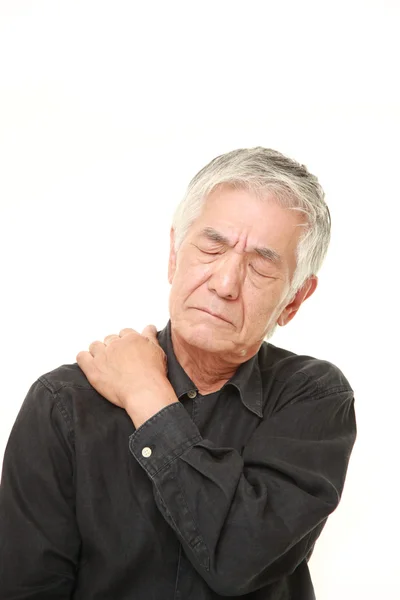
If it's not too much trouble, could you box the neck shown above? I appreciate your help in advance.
[171,329,238,395]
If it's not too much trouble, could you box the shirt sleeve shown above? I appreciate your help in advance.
[0,380,80,599]
[129,367,357,597]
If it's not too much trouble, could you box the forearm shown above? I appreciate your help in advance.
[129,393,356,596]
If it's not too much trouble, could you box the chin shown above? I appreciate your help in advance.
[175,319,234,353]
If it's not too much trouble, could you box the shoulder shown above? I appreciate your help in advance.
[17,363,98,437]
[8,364,91,449]
[38,362,93,394]
[258,341,353,406]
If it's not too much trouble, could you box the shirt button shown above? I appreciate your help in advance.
[141,447,152,458]
[187,390,197,399]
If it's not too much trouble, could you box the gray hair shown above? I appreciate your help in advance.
[172,147,331,299]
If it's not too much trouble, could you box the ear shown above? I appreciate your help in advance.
[277,276,318,327]
[168,228,177,284]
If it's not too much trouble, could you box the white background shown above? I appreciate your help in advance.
[0,1,399,598]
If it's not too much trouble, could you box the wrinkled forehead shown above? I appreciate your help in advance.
[194,186,306,243]
[187,186,307,273]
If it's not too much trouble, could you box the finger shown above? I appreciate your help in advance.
[88,340,105,356]
[119,328,138,337]
[141,324,158,342]
[76,350,97,381]
[104,334,119,345]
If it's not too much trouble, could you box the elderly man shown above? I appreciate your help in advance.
[0,147,356,599]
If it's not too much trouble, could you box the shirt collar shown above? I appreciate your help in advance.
[157,321,264,418]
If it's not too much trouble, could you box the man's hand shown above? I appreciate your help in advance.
[76,325,178,428]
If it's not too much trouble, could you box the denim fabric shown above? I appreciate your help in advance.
[0,321,356,599]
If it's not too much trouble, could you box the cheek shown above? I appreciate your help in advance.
[180,254,212,282]
[243,283,284,324]
[173,257,212,298]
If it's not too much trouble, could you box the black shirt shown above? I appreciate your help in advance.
[0,321,356,599]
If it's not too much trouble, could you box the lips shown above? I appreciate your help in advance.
[193,307,232,325]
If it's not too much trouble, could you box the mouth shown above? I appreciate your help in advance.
[193,307,232,325]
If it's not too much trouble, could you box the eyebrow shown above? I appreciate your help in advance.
[200,227,282,265]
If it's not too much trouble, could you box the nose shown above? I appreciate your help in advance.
[207,253,244,300]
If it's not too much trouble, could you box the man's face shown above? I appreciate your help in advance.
[168,185,313,360]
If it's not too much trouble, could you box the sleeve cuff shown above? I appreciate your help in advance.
[129,402,202,477]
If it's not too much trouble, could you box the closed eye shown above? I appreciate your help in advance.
[192,244,221,255]
[249,264,274,278]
